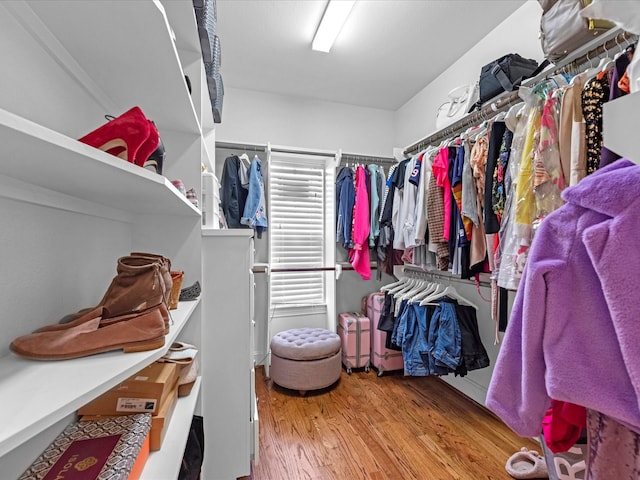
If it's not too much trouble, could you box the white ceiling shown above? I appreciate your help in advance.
[215,0,527,111]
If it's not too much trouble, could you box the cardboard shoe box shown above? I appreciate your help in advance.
[78,362,179,417]
[82,382,179,452]
[149,382,179,451]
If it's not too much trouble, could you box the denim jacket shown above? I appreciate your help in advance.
[241,155,268,237]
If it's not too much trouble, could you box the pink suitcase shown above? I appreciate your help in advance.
[337,312,371,374]
[364,292,404,376]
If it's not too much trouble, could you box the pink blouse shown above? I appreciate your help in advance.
[431,147,451,241]
[349,166,371,280]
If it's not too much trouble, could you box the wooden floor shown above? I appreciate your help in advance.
[243,366,537,480]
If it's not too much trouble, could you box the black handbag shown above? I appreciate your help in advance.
[471,54,548,111]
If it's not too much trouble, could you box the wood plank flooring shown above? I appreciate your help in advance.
[244,366,538,480]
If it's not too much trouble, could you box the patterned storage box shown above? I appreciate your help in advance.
[19,413,151,480]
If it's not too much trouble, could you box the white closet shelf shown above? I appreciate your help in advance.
[141,377,202,480]
[161,0,202,59]
[603,91,640,166]
[20,0,200,136]
[202,229,255,237]
[0,298,200,458]
[0,108,200,217]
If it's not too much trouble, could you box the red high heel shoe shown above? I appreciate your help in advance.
[136,119,160,168]
[78,106,159,166]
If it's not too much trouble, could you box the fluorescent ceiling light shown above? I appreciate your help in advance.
[312,0,356,53]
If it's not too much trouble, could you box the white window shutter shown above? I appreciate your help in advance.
[268,152,335,309]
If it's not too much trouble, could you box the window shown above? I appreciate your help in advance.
[268,149,336,315]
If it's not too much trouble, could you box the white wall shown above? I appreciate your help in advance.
[394,0,544,150]
[216,87,396,156]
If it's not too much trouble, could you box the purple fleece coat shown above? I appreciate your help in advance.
[486,159,640,437]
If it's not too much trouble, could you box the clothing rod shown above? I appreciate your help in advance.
[404,29,636,156]
[251,265,379,274]
[404,93,521,154]
[401,265,491,288]
[341,153,396,164]
[216,141,267,151]
[270,145,337,158]
[550,29,636,75]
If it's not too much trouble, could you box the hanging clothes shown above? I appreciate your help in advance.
[599,50,632,168]
[451,146,473,240]
[559,72,588,186]
[426,164,449,271]
[220,155,249,228]
[425,300,459,376]
[533,93,565,225]
[448,146,469,277]
[432,148,453,242]
[395,156,418,250]
[469,135,489,213]
[461,140,479,227]
[401,302,430,376]
[454,303,490,376]
[349,166,371,280]
[497,99,533,290]
[585,409,640,479]
[512,103,542,278]
[378,165,397,246]
[484,121,507,235]
[240,155,268,238]
[387,290,489,378]
[368,164,382,247]
[336,166,355,249]
[491,129,514,220]
[487,159,640,440]
[542,400,586,454]
[379,165,405,277]
[391,159,409,250]
[582,71,610,175]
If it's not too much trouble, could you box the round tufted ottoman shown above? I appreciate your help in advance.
[270,327,342,396]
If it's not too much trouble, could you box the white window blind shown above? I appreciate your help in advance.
[269,153,335,309]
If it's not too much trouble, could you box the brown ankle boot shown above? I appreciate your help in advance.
[47,255,169,334]
[102,255,167,319]
[129,252,173,304]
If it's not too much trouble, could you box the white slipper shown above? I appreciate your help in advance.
[159,341,198,365]
[505,447,549,479]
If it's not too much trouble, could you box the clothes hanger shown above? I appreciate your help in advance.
[380,277,406,292]
[505,101,524,132]
[418,283,447,305]
[408,281,439,304]
[392,278,420,296]
[386,277,413,295]
[584,48,612,80]
[392,278,421,297]
[594,42,614,76]
[461,125,479,141]
[239,152,250,167]
[473,122,488,142]
[398,279,430,302]
[419,284,478,309]
[494,110,508,122]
